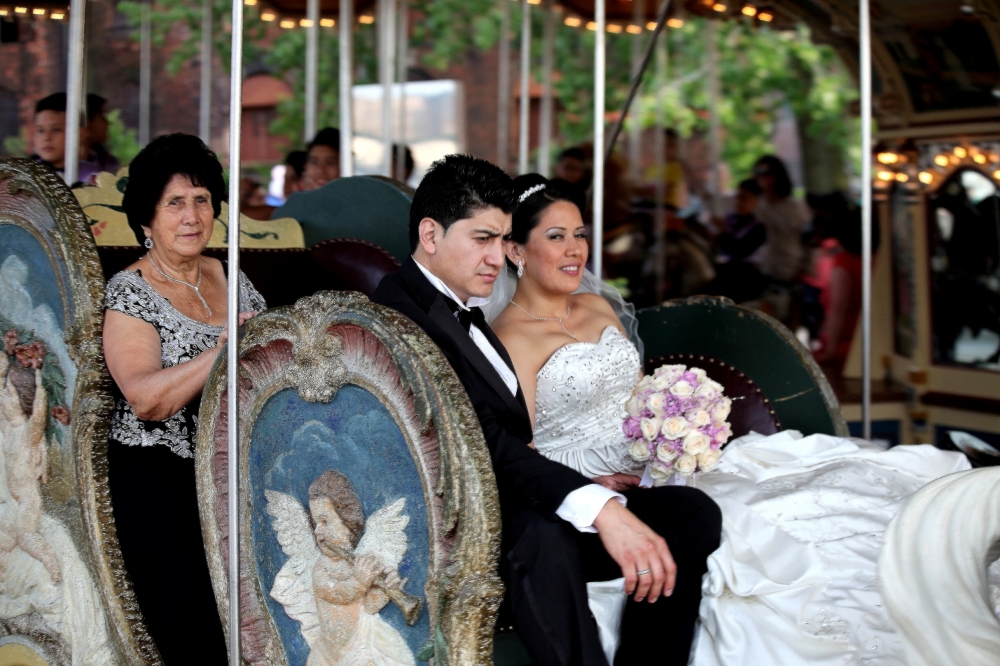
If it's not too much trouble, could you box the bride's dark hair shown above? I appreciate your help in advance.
[508,174,587,272]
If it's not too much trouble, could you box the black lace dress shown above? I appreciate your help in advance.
[104,267,265,665]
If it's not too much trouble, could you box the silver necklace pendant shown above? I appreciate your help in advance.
[146,253,214,318]
[511,300,579,342]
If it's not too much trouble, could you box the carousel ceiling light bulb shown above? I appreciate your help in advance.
[279,18,295,28]
[896,173,909,182]
[0,8,9,15]
[260,10,275,20]
[565,16,581,27]
[713,3,727,11]
[646,21,657,30]
[876,170,894,181]
[320,17,334,27]
[934,154,949,167]
[918,172,934,185]
[31,7,43,15]
[50,9,63,18]
[742,4,757,16]
[527,0,541,4]
[626,24,642,34]
[244,0,256,5]
[608,24,622,33]
[994,169,1000,180]
[300,18,312,26]
[14,6,26,13]
[586,21,597,30]
[758,11,773,21]
[954,146,968,158]
[666,18,685,28]
[359,14,374,24]
[974,153,987,164]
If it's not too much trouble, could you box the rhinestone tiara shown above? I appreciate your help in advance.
[518,183,546,204]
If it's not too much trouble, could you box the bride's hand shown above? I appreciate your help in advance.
[593,473,641,493]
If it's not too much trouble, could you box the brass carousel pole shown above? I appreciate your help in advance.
[64,0,85,184]
[379,0,396,177]
[305,0,319,141]
[340,0,355,176]
[537,0,555,176]
[497,0,512,171]
[593,0,605,277]
[518,0,531,175]
[199,0,213,143]
[860,0,873,440]
[226,0,245,660]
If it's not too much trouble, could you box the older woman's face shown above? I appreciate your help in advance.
[145,174,214,258]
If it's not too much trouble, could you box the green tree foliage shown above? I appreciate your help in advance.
[105,109,142,165]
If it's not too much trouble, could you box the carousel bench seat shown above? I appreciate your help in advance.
[638,295,848,438]
[272,175,414,263]
[95,239,399,306]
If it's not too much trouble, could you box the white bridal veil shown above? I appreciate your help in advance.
[483,267,644,360]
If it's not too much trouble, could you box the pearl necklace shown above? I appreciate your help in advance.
[510,300,579,341]
[146,253,213,317]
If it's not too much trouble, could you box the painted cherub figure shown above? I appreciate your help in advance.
[0,340,60,586]
[266,470,418,666]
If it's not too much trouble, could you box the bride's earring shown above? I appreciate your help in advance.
[517,259,524,279]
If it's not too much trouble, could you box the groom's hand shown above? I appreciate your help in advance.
[593,499,676,604]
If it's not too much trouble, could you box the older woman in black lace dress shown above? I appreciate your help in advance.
[102,134,264,664]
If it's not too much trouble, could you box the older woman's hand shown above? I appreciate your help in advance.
[216,311,258,348]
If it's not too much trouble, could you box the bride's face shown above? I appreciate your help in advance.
[510,200,588,295]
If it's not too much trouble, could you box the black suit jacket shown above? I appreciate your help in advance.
[371,258,591,527]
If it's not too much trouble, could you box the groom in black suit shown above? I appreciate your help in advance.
[372,155,721,666]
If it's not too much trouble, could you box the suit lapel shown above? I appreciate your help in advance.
[427,295,527,418]
[398,258,528,419]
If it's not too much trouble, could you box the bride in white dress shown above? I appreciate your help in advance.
[487,175,972,666]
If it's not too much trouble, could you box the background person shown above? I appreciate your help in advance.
[391,143,415,184]
[30,92,98,184]
[301,127,341,191]
[102,133,264,664]
[85,93,120,174]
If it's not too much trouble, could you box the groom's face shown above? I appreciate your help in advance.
[421,207,510,303]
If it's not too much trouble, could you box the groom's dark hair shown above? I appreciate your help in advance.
[409,154,516,253]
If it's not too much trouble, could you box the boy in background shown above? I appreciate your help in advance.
[31,93,99,185]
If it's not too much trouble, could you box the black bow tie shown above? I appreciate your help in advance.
[445,297,487,332]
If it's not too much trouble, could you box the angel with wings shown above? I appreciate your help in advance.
[266,470,420,666]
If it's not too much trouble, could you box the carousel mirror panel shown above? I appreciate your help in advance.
[0,158,154,665]
[926,164,1000,371]
[196,291,503,666]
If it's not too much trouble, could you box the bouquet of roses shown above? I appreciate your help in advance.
[622,364,733,485]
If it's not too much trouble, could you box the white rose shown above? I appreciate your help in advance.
[635,376,654,393]
[695,380,723,400]
[711,397,732,422]
[669,380,694,397]
[656,442,679,464]
[713,421,733,445]
[649,460,673,480]
[682,430,711,456]
[645,392,667,416]
[625,396,644,416]
[697,448,721,471]
[651,374,673,391]
[675,454,698,476]
[660,416,690,440]
[689,368,708,382]
[655,364,685,381]
[686,409,711,428]
[628,440,652,462]
[640,417,664,441]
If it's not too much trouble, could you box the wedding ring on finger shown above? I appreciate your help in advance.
[636,569,651,576]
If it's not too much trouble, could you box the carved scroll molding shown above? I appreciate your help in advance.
[0,158,160,664]
[879,467,1000,666]
[196,290,504,665]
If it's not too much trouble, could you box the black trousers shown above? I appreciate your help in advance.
[107,441,228,665]
[505,486,722,666]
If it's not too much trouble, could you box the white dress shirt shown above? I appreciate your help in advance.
[414,260,624,532]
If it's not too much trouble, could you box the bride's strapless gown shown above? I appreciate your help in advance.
[533,326,978,665]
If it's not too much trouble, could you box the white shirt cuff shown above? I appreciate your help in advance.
[555,484,626,533]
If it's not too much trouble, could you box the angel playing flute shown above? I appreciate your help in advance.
[266,470,420,666]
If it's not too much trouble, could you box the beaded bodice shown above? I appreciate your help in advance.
[104,268,266,458]
[533,326,644,477]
